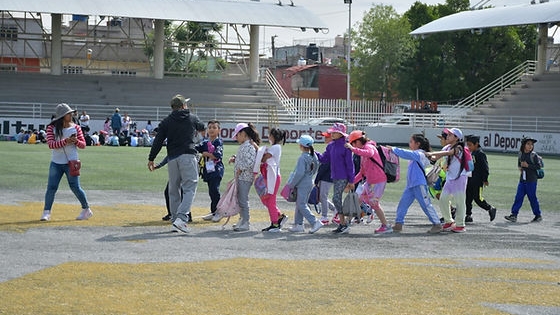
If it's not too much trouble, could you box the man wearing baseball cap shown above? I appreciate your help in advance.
[148,94,205,233]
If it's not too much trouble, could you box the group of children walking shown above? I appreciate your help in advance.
[191,121,543,235]
[41,103,544,234]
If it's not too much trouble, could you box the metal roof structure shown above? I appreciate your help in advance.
[0,0,328,30]
[410,1,560,35]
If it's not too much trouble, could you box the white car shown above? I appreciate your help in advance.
[368,115,410,126]
[298,117,355,127]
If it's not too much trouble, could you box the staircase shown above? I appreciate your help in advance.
[0,72,292,125]
[472,72,560,116]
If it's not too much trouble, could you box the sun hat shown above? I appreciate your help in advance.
[348,130,365,143]
[327,122,348,137]
[51,103,76,123]
[444,127,463,141]
[232,123,249,139]
[296,134,314,148]
[170,94,191,109]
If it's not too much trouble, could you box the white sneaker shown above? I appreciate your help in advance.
[366,214,375,224]
[40,211,51,221]
[288,224,305,233]
[212,213,224,222]
[278,214,289,229]
[76,208,93,220]
[232,217,243,228]
[202,213,214,221]
[309,220,323,234]
[233,220,250,231]
[172,217,190,233]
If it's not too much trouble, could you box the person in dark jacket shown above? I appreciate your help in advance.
[465,135,497,223]
[504,136,543,223]
[110,108,122,136]
[147,95,205,233]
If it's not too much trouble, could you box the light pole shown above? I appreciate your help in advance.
[344,0,352,122]
[271,35,278,59]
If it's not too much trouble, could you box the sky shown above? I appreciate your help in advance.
[260,0,557,54]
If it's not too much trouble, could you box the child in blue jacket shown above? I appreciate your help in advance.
[389,134,442,234]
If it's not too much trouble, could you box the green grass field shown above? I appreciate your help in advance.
[1,141,558,212]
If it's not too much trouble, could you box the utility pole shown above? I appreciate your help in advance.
[271,35,278,59]
[344,0,352,121]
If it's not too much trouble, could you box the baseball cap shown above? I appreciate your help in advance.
[296,135,314,147]
[232,123,249,139]
[444,128,463,141]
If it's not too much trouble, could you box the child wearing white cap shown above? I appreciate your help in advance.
[427,128,469,233]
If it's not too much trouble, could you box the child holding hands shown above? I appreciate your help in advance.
[286,135,323,234]
[345,130,392,234]
[427,128,469,233]
[258,128,289,232]
[389,134,442,233]
[317,123,354,234]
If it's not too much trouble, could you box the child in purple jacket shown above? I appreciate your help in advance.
[317,123,355,234]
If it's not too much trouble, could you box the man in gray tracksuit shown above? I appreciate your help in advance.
[148,94,205,233]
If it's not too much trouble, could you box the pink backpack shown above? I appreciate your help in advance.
[371,144,400,183]
[216,179,240,227]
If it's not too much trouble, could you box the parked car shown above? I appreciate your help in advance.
[298,117,356,127]
[367,115,410,127]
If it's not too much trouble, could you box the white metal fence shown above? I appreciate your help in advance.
[2,100,559,133]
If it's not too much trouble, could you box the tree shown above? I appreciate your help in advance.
[400,0,537,103]
[143,21,226,75]
[351,4,417,101]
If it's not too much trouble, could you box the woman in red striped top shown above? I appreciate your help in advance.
[40,103,92,222]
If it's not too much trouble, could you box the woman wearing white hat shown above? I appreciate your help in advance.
[40,103,92,221]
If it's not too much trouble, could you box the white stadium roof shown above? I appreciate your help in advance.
[0,0,328,30]
[411,1,560,35]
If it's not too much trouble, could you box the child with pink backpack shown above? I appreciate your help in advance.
[344,130,392,234]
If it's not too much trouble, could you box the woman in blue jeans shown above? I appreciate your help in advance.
[41,103,92,221]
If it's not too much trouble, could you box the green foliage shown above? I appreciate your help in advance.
[143,21,227,75]
[351,4,417,101]
[398,0,537,103]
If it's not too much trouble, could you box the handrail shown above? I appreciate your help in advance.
[448,60,537,115]
[263,68,297,115]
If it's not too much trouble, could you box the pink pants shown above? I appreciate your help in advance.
[260,174,282,223]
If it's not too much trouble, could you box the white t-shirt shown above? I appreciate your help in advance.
[267,144,282,175]
[79,114,90,127]
[52,126,79,164]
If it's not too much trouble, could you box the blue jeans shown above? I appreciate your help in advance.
[206,176,222,214]
[511,181,541,216]
[44,161,89,211]
[396,185,440,225]
[294,182,318,226]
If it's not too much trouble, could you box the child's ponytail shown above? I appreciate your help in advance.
[245,123,261,145]
[412,133,431,152]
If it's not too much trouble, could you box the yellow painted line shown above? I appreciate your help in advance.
[0,202,272,232]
